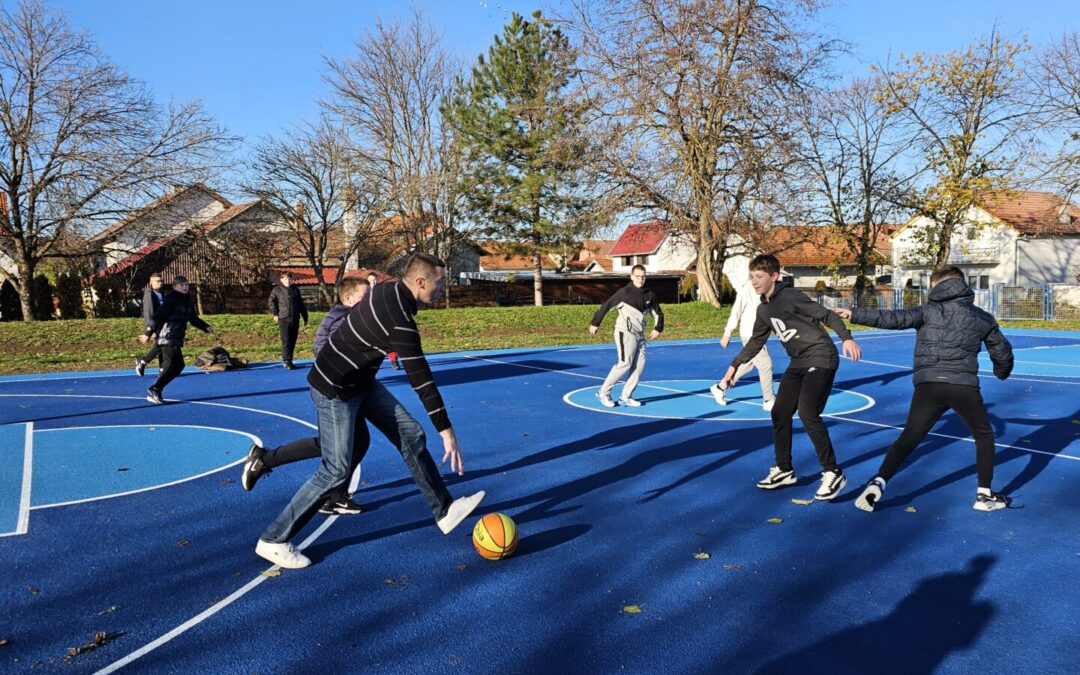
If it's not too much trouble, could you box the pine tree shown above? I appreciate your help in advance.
[442,11,594,306]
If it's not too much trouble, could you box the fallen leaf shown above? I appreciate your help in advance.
[0,638,9,647]
[1072,419,1080,425]
[622,605,643,614]
[176,540,189,547]
[693,552,711,560]
[64,631,124,661]
[220,478,233,485]
[791,498,814,506]
[97,605,118,616]
[767,517,783,524]
[905,506,917,513]
[723,564,746,571]
[456,563,468,571]
[27,587,39,595]
[260,569,281,578]
[117,467,129,472]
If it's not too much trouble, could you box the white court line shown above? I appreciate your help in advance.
[94,516,338,675]
[30,425,262,510]
[0,361,286,385]
[0,423,34,538]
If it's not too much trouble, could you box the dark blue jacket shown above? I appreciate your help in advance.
[313,304,349,357]
[851,277,1013,387]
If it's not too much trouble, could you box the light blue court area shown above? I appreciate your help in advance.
[982,343,1080,378]
[29,425,258,508]
[0,423,31,536]
[563,379,875,420]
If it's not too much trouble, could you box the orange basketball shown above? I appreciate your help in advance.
[472,512,518,560]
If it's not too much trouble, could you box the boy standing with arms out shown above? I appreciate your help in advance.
[589,264,664,408]
[834,266,1014,512]
[269,271,308,369]
[721,254,861,500]
[711,278,776,411]
[139,276,213,404]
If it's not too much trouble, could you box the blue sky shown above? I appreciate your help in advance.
[50,0,1079,153]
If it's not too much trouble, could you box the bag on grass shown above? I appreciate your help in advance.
[195,346,248,372]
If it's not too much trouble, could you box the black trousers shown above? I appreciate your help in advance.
[264,418,370,502]
[771,366,839,473]
[278,318,300,362]
[151,344,185,393]
[141,341,163,365]
[877,382,996,488]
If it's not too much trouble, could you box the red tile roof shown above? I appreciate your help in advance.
[478,242,560,271]
[609,221,669,256]
[763,226,891,267]
[979,191,1080,235]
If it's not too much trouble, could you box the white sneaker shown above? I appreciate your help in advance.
[619,396,642,407]
[973,491,1011,512]
[762,398,775,412]
[710,383,727,405]
[255,540,311,569]
[437,491,485,534]
[815,470,847,501]
[598,393,616,408]
[756,466,796,490]
[855,478,884,512]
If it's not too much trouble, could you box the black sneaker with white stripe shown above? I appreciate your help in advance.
[319,495,365,515]
[973,492,1011,512]
[241,444,270,491]
[815,469,846,501]
[756,466,797,490]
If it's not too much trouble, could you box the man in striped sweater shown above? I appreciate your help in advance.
[255,253,484,569]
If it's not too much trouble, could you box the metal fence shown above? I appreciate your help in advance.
[818,283,1080,321]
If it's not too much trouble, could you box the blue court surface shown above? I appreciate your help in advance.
[1,329,1078,673]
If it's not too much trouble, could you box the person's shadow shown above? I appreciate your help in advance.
[756,555,997,675]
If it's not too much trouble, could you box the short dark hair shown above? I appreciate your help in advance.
[279,270,292,279]
[749,254,781,275]
[336,276,368,301]
[930,266,964,284]
[172,275,189,285]
[630,264,646,274]
[403,252,445,280]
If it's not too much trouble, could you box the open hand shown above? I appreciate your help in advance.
[842,339,861,363]
[833,308,852,320]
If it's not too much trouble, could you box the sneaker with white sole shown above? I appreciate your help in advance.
[815,469,847,501]
[436,491,486,534]
[710,383,728,405]
[762,398,775,412]
[598,393,616,408]
[255,540,311,569]
[135,359,146,377]
[146,388,164,405]
[319,495,365,515]
[756,466,797,490]
[241,444,270,491]
[855,478,885,512]
[619,396,642,407]
[973,492,1011,512]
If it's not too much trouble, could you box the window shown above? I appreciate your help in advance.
[979,275,989,289]
[622,256,633,266]
[968,275,989,289]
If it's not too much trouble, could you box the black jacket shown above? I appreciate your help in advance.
[269,284,308,324]
[141,287,165,327]
[851,277,1013,387]
[731,279,854,370]
[591,283,664,335]
[144,291,211,346]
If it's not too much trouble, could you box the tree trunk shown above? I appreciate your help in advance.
[533,253,543,307]
[696,215,723,307]
[15,252,35,322]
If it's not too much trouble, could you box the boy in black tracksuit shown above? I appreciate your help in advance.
[722,254,862,500]
[589,264,664,407]
[836,266,1015,512]
[140,276,213,404]
[269,271,308,369]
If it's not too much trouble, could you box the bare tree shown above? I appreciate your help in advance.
[560,0,836,306]
[794,77,917,299]
[243,119,389,304]
[0,0,235,320]
[1033,31,1080,201]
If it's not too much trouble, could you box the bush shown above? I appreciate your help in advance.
[31,274,54,320]
[0,280,22,321]
[56,274,86,319]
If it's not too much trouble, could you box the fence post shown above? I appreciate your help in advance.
[1044,283,1054,320]
[992,283,1004,319]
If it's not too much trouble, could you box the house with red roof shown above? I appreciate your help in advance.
[608,221,696,274]
[891,191,1080,288]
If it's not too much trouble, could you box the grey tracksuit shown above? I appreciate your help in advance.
[591,283,664,399]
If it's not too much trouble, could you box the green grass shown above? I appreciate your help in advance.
[1,302,1077,375]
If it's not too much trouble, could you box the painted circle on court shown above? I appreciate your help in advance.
[563,379,874,421]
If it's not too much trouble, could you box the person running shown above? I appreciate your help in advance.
[254,253,484,569]
[139,276,213,404]
[269,271,308,369]
[711,277,776,411]
[720,254,861,500]
[243,277,370,516]
[589,265,664,408]
[834,266,1015,512]
[135,273,166,377]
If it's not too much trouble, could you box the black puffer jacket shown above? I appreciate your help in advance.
[144,291,211,347]
[269,284,308,324]
[850,277,1013,387]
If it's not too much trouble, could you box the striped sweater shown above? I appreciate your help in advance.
[307,281,450,432]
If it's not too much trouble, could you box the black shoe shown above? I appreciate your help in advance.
[146,388,164,405]
[319,495,365,515]
[283,361,296,370]
[241,444,270,491]
[135,359,146,377]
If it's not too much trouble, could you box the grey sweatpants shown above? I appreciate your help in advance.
[725,346,775,402]
[600,330,646,399]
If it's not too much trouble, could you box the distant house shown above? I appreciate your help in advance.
[477,242,562,276]
[892,191,1080,289]
[567,239,616,272]
[609,221,696,274]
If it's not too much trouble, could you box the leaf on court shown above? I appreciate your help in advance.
[723,564,746,572]
[220,478,233,485]
[27,587,39,595]
[1072,419,1080,425]
[116,467,129,472]
[693,552,711,560]
[791,498,814,506]
[176,540,189,547]
[0,638,10,647]
[622,605,643,614]
[63,631,124,662]
[694,530,706,537]
[456,563,468,572]
[767,517,783,524]
[97,605,118,616]
[260,569,281,578]
[905,506,917,513]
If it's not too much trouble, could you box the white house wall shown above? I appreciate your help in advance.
[612,233,696,273]
[892,207,1018,287]
[102,191,228,266]
[1016,238,1080,284]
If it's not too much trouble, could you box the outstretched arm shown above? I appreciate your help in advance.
[984,324,1014,380]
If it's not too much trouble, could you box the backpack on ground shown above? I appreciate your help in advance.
[194,346,248,372]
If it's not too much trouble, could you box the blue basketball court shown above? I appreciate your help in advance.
[1,329,1078,673]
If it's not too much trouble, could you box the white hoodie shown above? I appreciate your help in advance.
[723,282,762,343]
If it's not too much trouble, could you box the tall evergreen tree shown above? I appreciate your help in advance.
[442,11,595,306]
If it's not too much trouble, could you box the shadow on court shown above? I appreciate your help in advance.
[757,555,997,675]
[996,404,1080,495]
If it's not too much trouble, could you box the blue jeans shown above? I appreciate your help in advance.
[261,383,453,543]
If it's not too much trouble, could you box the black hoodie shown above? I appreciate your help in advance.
[730,279,853,371]
[591,283,664,335]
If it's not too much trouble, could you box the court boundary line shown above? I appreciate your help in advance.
[0,422,34,538]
